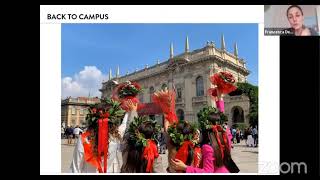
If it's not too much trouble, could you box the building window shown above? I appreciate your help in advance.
[71,108,76,115]
[80,109,83,115]
[177,109,185,121]
[177,88,182,99]
[196,76,204,96]
[161,83,167,90]
[149,86,155,102]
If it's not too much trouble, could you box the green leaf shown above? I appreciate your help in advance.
[180,134,184,141]
[108,108,114,115]
[142,139,147,146]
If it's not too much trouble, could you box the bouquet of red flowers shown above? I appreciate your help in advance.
[112,81,143,111]
[208,71,237,97]
[152,89,178,124]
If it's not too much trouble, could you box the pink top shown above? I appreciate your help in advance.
[185,145,230,173]
[186,100,233,173]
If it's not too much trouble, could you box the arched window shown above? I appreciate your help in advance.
[161,83,168,90]
[149,86,155,102]
[177,109,185,121]
[196,76,204,96]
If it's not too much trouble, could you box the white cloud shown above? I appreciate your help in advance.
[61,66,107,98]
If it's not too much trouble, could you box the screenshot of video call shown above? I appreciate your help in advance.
[40,5,320,175]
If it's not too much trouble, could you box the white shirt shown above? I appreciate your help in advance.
[70,111,137,173]
[73,128,83,135]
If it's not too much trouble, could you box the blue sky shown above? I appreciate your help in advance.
[61,23,258,98]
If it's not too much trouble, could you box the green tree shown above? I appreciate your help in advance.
[229,82,258,127]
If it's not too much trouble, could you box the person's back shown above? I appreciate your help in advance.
[212,131,232,173]
[67,127,73,135]
[121,117,164,173]
[252,128,257,136]
[160,132,166,145]
[232,128,236,136]
[74,127,83,135]
[247,128,254,147]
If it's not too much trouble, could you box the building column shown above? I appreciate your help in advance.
[168,71,174,91]
[67,106,71,126]
[184,74,194,121]
[76,107,80,126]
[207,63,217,108]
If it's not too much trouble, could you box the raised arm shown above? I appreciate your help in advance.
[118,100,138,138]
[215,88,225,113]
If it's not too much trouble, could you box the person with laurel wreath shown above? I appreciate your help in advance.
[120,116,164,173]
[151,88,199,173]
[69,98,138,173]
[166,121,202,173]
[171,71,239,173]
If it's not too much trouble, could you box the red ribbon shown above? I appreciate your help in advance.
[81,132,103,173]
[98,112,109,173]
[212,125,229,160]
[174,140,194,173]
[193,146,202,168]
[175,140,194,164]
[142,139,159,173]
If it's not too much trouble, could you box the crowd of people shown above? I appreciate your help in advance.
[230,126,258,147]
[61,126,84,144]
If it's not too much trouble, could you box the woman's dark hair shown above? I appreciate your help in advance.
[87,122,122,157]
[138,121,154,139]
[209,131,231,167]
[208,111,221,125]
[121,121,155,173]
[287,5,304,17]
[200,120,231,167]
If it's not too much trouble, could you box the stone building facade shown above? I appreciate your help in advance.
[100,35,251,127]
[61,97,100,127]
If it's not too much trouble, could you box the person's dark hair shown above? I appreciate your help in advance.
[208,111,221,125]
[121,121,155,173]
[199,111,231,168]
[200,129,231,168]
[138,121,154,139]
[287,5,304,17]
[175,121,194,166]
[86,120,122,157]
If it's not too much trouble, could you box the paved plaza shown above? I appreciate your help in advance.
[61,139,258,173]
